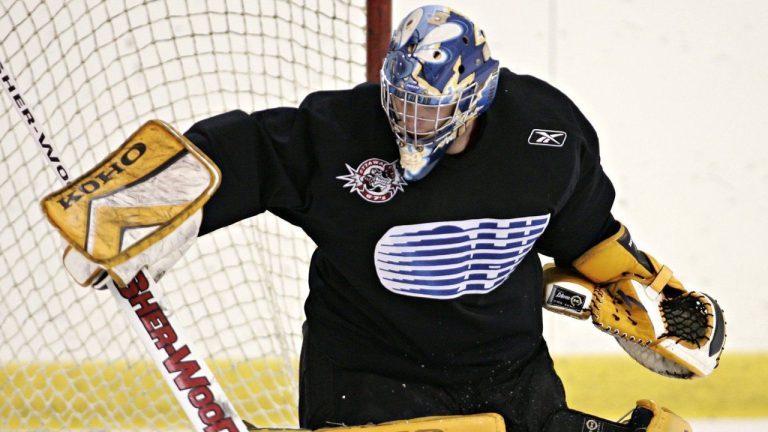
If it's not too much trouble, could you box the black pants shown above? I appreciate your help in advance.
[299,324,567,432]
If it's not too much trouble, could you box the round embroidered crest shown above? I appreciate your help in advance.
[336,158,407,203]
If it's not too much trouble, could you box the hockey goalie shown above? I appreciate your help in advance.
[43,4,725,432]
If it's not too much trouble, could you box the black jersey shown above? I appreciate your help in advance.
[185,68,617,383]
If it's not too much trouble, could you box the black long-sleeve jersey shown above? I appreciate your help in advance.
[185,68,617,384]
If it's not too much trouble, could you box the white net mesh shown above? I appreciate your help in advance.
[0,1,369,430]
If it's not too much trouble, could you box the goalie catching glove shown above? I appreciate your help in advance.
[41,120,220,288]
[543,224,726,378]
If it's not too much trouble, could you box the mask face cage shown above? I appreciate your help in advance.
[380,72,481,152]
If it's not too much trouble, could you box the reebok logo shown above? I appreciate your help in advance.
[528,129,567,147]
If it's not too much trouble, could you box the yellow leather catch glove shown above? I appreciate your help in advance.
[544,224,726,378]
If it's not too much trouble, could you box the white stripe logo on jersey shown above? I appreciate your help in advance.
[528,129,567,147]
[374,215,551,299]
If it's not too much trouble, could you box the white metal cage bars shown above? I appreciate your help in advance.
[0,0,389,430]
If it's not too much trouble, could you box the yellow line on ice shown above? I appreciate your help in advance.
[553,351,768,419]
[1,358,298,430]
[1,352,766,429]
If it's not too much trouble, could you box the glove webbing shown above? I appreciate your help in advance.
[662,292,715,347]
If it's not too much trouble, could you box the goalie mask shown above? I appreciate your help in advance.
[381,5,499,181]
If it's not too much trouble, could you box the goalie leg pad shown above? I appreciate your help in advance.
[542,400,691,432]
[634,400,692,432]
[245,414,505,432]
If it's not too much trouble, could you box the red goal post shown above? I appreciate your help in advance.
[0,1,390,430]
[367,0,392,83]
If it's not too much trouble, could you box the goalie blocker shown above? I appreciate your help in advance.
[41,120,220,288]
[544,224,726,379]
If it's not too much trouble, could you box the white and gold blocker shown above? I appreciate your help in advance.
[42,120,221,287]
[544,224,726,379]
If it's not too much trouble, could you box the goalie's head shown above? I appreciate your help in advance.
[381,5,499,181]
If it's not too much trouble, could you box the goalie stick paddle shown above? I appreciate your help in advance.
[0,58,248,432]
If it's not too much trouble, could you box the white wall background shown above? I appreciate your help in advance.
[393,0,768,353]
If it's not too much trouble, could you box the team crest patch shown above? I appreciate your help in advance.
[374,215,551,299]
[337,158,407,203]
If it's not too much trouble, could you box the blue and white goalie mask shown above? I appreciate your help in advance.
[381,5,500,181]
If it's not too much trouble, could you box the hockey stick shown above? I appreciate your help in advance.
[0,59,247,432]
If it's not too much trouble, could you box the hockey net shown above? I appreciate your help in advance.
[0,1,388,430]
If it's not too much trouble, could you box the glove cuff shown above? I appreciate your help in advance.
[572,223,683,293]
[573,223,651,282]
